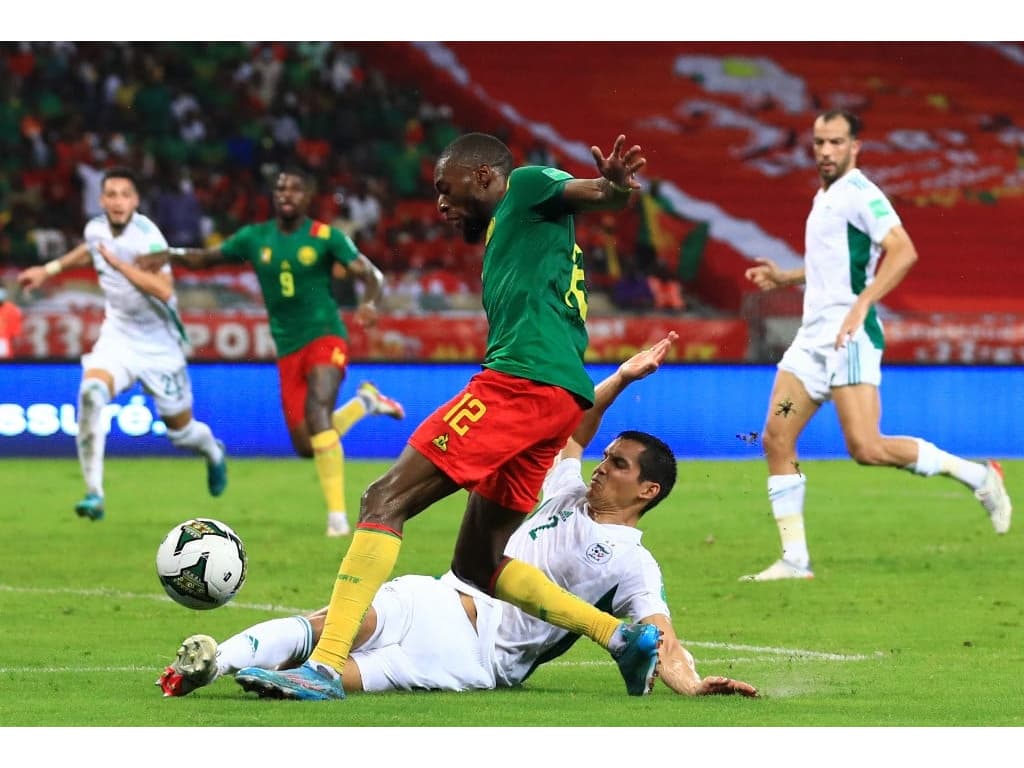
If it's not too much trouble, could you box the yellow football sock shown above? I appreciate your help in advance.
[310,526,403,670]
[494,557,621,649]
[332,397,368,439]
[311,429,345,514]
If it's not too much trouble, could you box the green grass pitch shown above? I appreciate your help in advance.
[1,457,1021,732]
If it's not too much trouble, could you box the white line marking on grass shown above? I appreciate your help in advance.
[0,666,150,674]
[1,584,885,663]
[0,584,310,615]
[680,640,884,662]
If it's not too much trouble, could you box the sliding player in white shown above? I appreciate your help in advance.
[158,335,756,699]
[18,167,226,520]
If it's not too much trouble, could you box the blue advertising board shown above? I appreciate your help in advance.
[1,363,1021,460]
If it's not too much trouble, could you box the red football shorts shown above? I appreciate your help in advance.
[276,335,349,428]
[408,368,587,513]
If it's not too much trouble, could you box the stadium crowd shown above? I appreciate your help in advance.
[0,42,689,317]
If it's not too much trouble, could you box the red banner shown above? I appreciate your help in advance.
[12,309,749,362]
[884,316,1024,364]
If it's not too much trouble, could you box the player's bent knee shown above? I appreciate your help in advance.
[847,442,888,466]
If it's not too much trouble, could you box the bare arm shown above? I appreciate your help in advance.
[833,224,917,349]
[562,332,678,461]
[744,257,806,291]
[645,614,758,697]
[343,253,386,328]
[852,224,917,307]
[17,242,93,292]
[563,134,646,213]
[138,246,228,272]
[98,244,174,303]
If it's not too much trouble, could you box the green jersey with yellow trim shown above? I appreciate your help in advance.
[481,166,594,406]
[220,217,358,356]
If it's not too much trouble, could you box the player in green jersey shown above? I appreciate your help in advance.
[242,134,672,702]
[141,169,404,537]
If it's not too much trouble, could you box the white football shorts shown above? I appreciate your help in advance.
[81,324,193,416]
[352,574,501,693]
[778,326,883,403]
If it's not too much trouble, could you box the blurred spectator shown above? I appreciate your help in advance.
[77,156,106,220]
[347,178,382,238]
[612,264,655,311]
[647,263,686,313]
[155,176,203,247]
[0,286,23,359]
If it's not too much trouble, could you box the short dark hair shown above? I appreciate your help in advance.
[817,109,862,138]
[439,133,514,176]
[617,430,677,515]
[278,165,313,189]
[101,166,138,190]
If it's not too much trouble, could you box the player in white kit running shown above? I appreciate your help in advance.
[17,167,227,521]
[157,337,757,699]
[741,110,1012,582]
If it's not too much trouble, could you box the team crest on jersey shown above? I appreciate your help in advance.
[585,542,613,565]
[432,433,450,452]
[297,245,317,266]
[260,247,272,263]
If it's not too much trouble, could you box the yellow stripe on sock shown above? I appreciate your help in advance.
[311,528,402,670]
[494,558,621,649]
[332,398,368,438]
[311,429,345,514]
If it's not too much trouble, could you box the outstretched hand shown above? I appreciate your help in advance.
[591,134,646,192]
[353,301,379,328]
[17,266,47,292]
[744,257,784,291]
[696,675,759,697]
[618,331,679,383]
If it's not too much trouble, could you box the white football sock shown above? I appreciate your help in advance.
[76,378,111,497]
[216,616,314,677]
[768,474,810,568]
[166,418,223,462]
[906,438,987,489]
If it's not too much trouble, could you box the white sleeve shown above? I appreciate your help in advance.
[82,220,103,259]
[611,549,670,621]
[541,457,587,501]
[851,181,901,244]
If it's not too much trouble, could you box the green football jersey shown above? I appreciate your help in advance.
[481,166,595,405]
[220,218,358,356]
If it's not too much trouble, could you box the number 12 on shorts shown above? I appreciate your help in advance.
[442,392,487,436]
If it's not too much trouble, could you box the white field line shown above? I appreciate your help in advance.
[0,583,310,615]
[1,583,883,672]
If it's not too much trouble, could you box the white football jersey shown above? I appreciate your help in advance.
[443,457,669,688]
[799,168,901,347]
[83,213,184,350]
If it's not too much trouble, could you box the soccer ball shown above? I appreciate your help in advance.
[156,518,247,610]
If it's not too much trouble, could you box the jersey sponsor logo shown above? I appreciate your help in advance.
[330,347,347,368]
[298,245,317,266]
[431,433,450,452]
[868,198,891,219]
[260,247,272,263]
[585,542,613,565]
[542,167,573,181]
